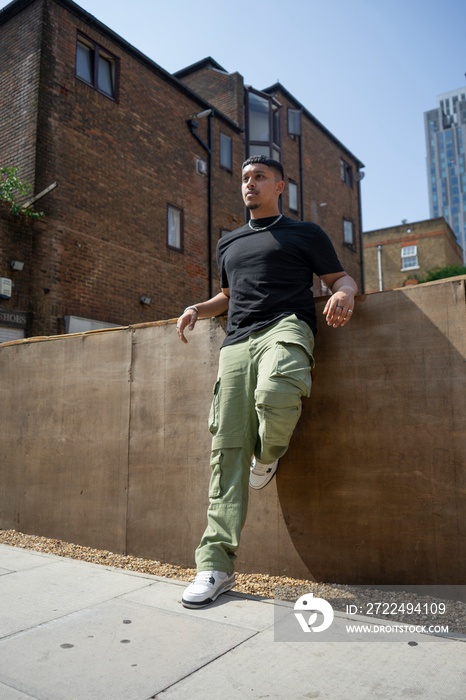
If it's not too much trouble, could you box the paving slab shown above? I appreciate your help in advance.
[0,555,152,638]
[0,684,38,700]
[121,578,290,631]
[0,545,59,571]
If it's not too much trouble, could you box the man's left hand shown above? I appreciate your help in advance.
[323,290,355,328]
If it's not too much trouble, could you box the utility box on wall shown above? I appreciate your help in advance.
[0,278,12,299]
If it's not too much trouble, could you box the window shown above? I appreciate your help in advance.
[246,89,281,161]
[287,108,302,137]
[401,245,419,270]
[289,181,298,212]
[343,219,355,247]
[219,133,232,171]
[340,158,353,187]
[167,205,183,251]
[76,34,118,99]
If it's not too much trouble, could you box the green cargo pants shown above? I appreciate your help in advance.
[195,314,315,572]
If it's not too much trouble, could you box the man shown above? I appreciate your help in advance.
[177,155,357,608]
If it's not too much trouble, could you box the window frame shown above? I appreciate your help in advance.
[75,32,119,101]
[401,244,419,271]
[167,203,183,252]
[287,108,302,137]
[219,132,233,171]
[340,158,353,188]
[245,88,281,162]
[343,218,356,248]
[288,180,299,213]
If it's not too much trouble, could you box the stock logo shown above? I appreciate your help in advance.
[294,593,334,633]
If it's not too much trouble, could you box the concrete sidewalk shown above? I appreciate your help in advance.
[0,544,464,700]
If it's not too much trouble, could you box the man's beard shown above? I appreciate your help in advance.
[245,201,259,210]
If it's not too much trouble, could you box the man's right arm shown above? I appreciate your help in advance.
[176,289,230,344]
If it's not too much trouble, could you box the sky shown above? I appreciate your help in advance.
[2,0,465,231]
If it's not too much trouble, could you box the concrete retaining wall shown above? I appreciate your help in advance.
[1,278,465,585]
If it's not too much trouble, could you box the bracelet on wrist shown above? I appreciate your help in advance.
[183,305,199,315]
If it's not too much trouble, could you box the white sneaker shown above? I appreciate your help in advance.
[181,570,235,608]
[249,456,280,490]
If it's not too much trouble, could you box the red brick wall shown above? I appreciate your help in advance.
[35,1,212,332]
[180,67,244,128]
[0,0,246,336]
[0,0,42,189]
[0,203,37,334]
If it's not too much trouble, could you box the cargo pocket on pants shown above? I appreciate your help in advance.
[272,342,313,397]
[255,389,302,448]
[208,379,221,435]
[208,451,223,499]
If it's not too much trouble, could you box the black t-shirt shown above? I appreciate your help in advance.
[217,215,344,347]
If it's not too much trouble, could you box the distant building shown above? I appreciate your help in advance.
[363,218,463,292]
[424,87,466,260]
[0,0,364,342]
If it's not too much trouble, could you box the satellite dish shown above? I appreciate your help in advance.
[354,171,365,182]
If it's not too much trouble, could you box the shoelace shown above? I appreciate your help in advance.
[194,571,216,583]
[251,459,271,476]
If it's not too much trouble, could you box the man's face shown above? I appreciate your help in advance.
[241,163,284,215]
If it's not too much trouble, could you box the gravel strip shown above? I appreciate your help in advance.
[1,529,465,636]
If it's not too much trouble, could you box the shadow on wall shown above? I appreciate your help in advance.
[276,278,466,585]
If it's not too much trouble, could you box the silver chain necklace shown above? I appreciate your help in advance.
[248,214,283,232]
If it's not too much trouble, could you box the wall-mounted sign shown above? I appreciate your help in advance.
[0,309,28,328]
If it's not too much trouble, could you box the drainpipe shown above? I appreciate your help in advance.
[377,244,383,291]
[187,109,213,298]
[355,172,366,294]
[299,133,304,221]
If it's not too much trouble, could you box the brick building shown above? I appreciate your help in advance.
[0,0,364,342]
[363,217,463,292]
[176,60,364,293]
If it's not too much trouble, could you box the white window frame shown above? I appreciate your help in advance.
[167,204,183,251]
[401,245,419,271]
[343,219,355,247]
[289,181,298,212]
[287,108,302,137]
[219,132,232,171]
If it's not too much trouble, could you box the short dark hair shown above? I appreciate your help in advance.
[242,155,284,181]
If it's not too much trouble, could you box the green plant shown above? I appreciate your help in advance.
[0,166,44,219]
[414,264,466,285]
